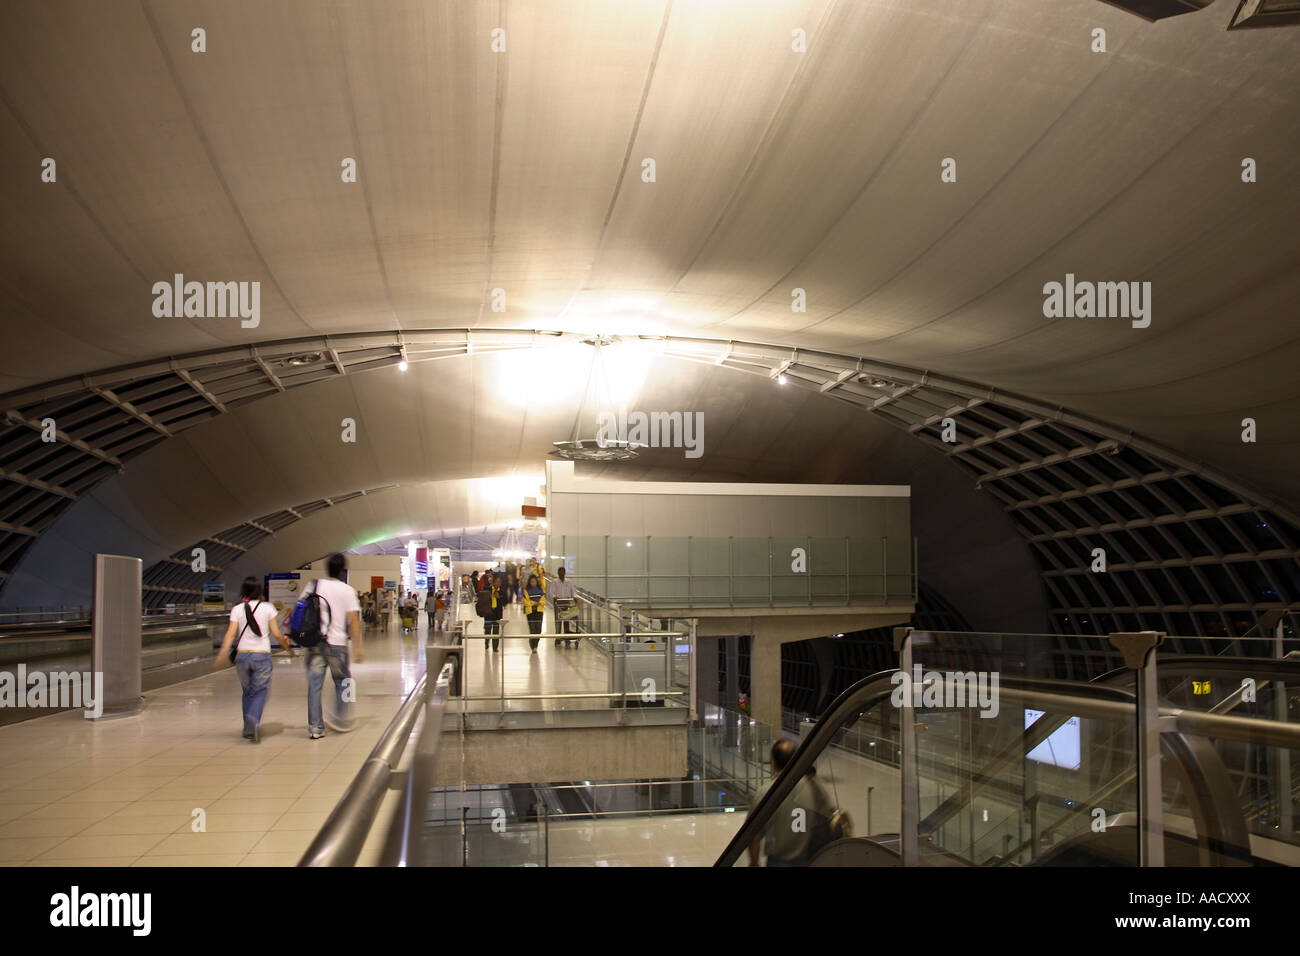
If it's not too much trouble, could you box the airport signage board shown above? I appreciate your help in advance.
[265,573,301,613]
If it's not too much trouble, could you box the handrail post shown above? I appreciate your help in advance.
[688,619,697,722]
[1276,615,1292,836]
[895,626,919,866]
[881,538,887,605]
[843,537,849,606]
[1109,630,1166,867]
[806,537,812,606]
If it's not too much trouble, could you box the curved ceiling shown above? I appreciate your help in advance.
[3,347,1050,631]
[0,1,1297,635]
[2,0,1298,491]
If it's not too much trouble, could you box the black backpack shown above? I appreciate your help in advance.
[289,581,332,648]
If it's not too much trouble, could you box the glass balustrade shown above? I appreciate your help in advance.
[546,535,916,608]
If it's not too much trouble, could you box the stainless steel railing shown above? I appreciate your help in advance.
[299,646,453,867]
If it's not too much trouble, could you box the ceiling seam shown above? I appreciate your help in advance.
[332,2,400,333]
[664,0,843,294]
[137,0,311,332]
[472,0,510,330]
[550,0,675,328]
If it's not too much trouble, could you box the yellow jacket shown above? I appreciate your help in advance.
[522,587,546,615]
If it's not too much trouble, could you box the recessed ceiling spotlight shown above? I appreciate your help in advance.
[777,374,788,385]
[283,351,324,367]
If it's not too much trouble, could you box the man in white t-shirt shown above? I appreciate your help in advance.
[306,552,364,739]
[551,566,578,647]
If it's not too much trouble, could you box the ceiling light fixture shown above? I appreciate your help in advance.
[551,335,644,461]
[283,351,324,367]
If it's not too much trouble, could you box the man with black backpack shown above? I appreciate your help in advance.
[292,552,364,739]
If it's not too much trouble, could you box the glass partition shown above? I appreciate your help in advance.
[547,535,916,608]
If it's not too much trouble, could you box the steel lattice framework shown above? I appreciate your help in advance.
[662,338,1300,640]
[2,329,1297,638]
[140,484,397,608]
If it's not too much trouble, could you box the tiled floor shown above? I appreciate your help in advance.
[549,812,745,866]
[455,600,686,713]
[0,618,430,867]
[0,601,701,866]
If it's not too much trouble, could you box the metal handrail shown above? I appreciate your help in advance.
[457,631,684,640]
[459,691,688,702]
[298,648,447,867]
[380,653,456,866]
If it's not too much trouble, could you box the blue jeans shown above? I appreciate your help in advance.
[306,643,351,734]
[235,652,273,735]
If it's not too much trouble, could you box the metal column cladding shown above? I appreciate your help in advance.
[92,553,144,719]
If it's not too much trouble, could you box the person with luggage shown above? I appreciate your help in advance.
[213,576,293,742]
[434,590,448,632]
[522,574,546,652]
[302,552,364,739]
[551,565,578,648]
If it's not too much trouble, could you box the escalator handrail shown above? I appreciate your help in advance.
[714,670,900,867]
[714,671,1136,866]
[715,668,1300,867]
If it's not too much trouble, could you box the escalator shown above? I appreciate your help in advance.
[716,658,1300,867]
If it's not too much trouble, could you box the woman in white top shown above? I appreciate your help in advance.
[214,576,293,743]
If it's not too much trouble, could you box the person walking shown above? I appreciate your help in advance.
[305,552,364,739]
[488,573,508,651]
[746,739,838,866]
[522,574,546,652]
[477,574,499,651]
[434,590,448,632]
[552,565,578,648]
[424,590,436,630]
[380,589,393,631]
[214,576,293,742]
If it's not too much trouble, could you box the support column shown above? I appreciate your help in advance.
[696,635,720,711]
[724,635,740,748]
[723,636,739,712]
[750,630,783,732]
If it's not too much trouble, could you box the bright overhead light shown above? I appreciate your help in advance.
[777,374,787,385]
[398,359,408,372]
